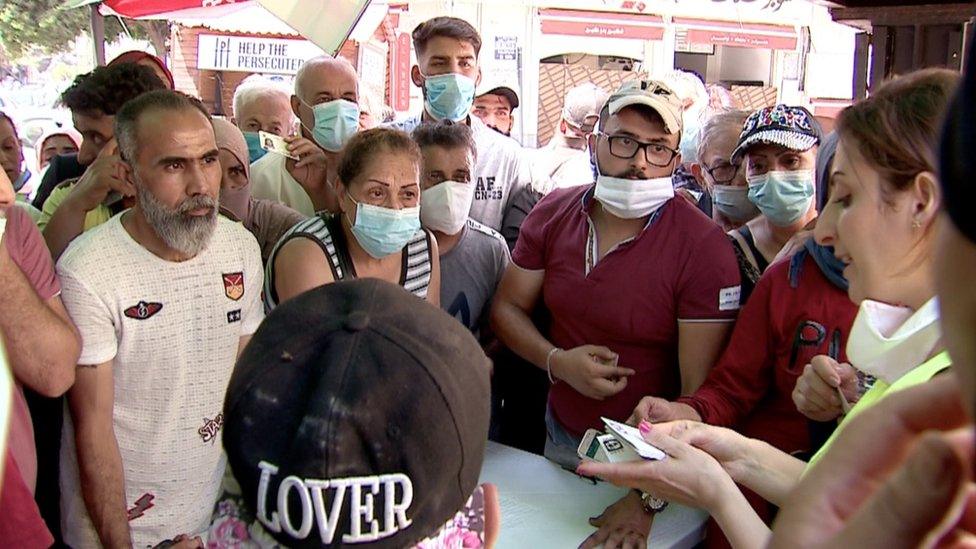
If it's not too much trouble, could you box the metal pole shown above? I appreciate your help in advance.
[91,3,106,66]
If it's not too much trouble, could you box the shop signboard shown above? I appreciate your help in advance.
[197,34,325,74]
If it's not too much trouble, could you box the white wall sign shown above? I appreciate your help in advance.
[197,34,326,75]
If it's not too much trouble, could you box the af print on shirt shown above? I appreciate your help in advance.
[56,214,265,548]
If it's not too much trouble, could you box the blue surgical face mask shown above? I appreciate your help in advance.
[746,169,815,227]
[242,132,267,163]
[301,98,359,152]
[345,195,421,258]
[422,73,476,122]
[712,184,760,223]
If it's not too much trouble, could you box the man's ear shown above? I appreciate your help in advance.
[117,159,136,189]
[690,162,704,181]
[559,119,568,134]
[475,67,482,88]
[411,65,424,88]
[290,95,301,118]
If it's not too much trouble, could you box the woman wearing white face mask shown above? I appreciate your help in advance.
[575,68,959,549]
[724,105,823,303]
[265,128,440,310]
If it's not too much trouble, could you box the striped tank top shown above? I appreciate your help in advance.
[264,213,433,310]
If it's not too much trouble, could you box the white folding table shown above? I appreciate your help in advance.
[480,441,709,548]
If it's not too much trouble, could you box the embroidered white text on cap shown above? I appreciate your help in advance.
[255,461,414,544]
[719,286,741,311]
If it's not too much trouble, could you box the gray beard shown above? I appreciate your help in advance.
[138,188,218,257]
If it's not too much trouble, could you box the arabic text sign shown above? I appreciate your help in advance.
[197,34,325,75]
[539,9,665,41]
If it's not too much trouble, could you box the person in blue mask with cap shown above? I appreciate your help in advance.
[726,104,822,303]
[264,127,440,310]
[387,17,529,233]
[249,56,360,217]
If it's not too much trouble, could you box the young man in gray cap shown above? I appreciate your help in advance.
[492,78,741,548]
[531,83,610,195]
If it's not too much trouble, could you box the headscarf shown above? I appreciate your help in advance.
[212,118,251,222]
[36,127,83,171]
[108,50,175,89]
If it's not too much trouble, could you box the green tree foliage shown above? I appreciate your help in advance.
[0,0,167,62]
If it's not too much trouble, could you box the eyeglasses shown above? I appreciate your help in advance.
[598,133,679,168]
[701,161,741,185]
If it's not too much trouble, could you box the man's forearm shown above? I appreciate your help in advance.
[0,256,78,396]
[732,438,806,506]
[43,198,88,260]
[491,301,556,370]
[75,421,132,548]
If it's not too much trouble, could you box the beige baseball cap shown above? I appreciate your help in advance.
[605,79,683,134]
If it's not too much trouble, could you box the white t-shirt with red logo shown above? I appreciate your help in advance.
[56,214,264,548]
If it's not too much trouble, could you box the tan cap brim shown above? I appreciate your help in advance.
[607,96,682,134]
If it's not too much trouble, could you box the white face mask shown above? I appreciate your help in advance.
[846,297,942,385]
[593,174,675,219]
[420,180,474,234]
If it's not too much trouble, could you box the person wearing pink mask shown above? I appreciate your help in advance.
[212,118,305,264]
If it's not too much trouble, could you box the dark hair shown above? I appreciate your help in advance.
[61,63,168,117]
[114,90,211,162]
[411,123,477,160]
[0,111,17,136]
[837,68,959,196]
[412,17,482,58]
[108,50,175,88]
[338,128,421,185]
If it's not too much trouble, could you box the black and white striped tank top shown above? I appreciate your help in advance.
[264,213,433,310]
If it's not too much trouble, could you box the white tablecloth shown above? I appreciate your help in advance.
[480,441,708,548]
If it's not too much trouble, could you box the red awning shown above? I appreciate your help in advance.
[672,17,798,50]
[539,8,665,41]
[101,0,251,19]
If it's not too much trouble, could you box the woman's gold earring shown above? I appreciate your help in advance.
[912,219,922,229]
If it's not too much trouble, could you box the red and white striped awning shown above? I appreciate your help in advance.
[672,17,798,50]
[539,8,665,41]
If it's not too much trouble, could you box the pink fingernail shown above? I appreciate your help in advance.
[639,420,652,434]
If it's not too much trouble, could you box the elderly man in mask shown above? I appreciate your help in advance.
[248,56,360,216]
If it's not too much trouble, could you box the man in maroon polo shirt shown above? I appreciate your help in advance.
[491,79,741,548]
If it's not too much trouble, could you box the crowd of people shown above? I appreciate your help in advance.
[0,13,973,549]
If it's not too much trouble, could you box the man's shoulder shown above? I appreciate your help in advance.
[249,152,285,177]
[464,218,507,248]
[213,216,262,257]
[664,197,726,237]
[58,215,123,271]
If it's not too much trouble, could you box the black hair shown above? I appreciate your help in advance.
[61,63,168,116]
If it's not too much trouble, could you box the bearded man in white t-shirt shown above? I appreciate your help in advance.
[56,90,264,549]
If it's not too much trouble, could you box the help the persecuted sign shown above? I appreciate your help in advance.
[197,34,326,75]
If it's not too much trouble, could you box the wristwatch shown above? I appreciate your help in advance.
[637,490,669,514]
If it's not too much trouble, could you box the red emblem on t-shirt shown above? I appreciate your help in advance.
[123,301,162,320]
[223,272,244,301]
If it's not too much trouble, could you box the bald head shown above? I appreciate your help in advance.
[293,56,359,104]
[291,56,360,148]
